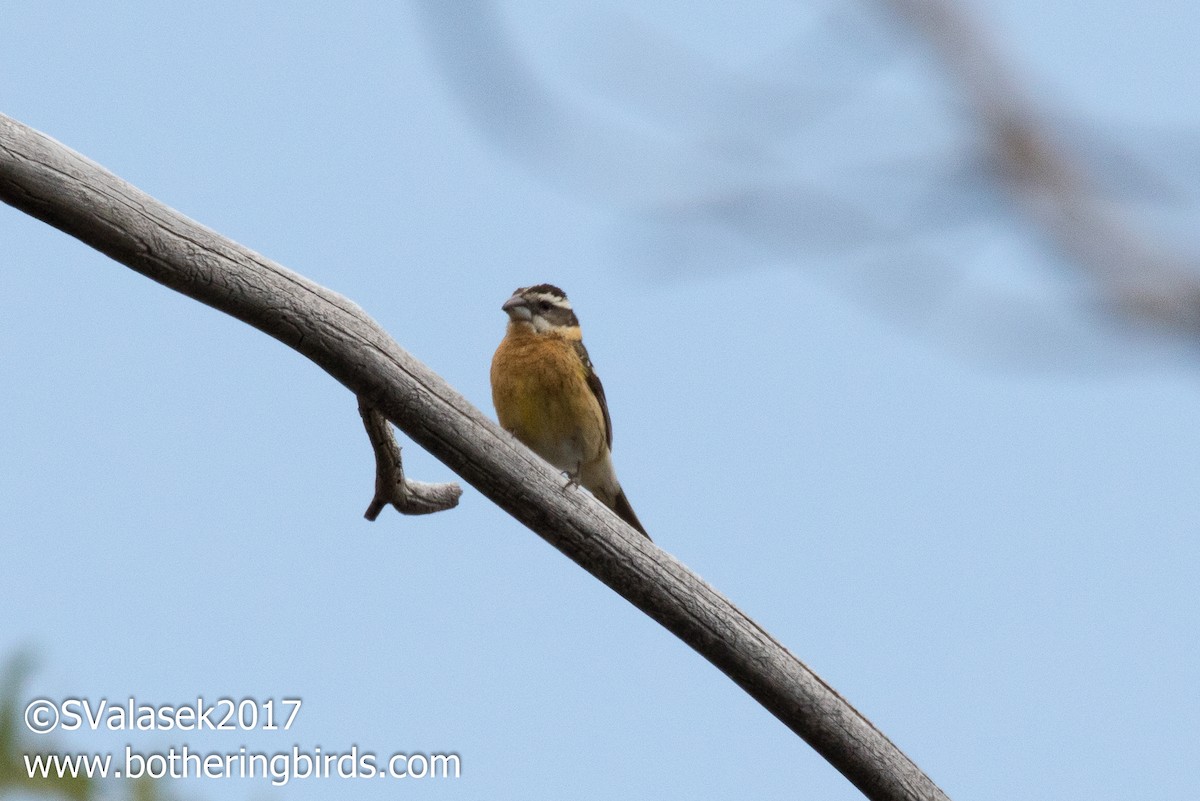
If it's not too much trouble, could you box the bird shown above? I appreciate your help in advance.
[490,284,650,539]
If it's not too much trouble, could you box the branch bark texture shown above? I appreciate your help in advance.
[358,397,462,518]
[0,113,950,801]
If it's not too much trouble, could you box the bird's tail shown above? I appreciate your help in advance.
[611,487,650,540]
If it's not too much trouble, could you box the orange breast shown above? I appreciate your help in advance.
[490,329,607,473]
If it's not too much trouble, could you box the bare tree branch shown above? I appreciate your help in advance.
[0,113,951,801]
[358,397,462,519]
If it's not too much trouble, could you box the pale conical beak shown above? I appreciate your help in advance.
[501,294,532,321]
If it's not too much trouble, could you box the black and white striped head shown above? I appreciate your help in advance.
[501,284,580,334]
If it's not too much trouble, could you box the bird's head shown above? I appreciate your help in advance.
[501,284,580,336]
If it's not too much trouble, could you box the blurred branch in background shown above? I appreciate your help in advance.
[872,0,1200,338]
[412,0,1200,369]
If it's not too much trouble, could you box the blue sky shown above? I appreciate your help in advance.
[3,2,1199,800]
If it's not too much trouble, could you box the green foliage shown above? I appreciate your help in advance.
[0,652,171,801]
[0,651,90,800]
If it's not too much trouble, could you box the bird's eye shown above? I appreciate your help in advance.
[537,300,551,311]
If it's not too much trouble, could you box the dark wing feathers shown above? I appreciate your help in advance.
[572,339,649,539]
[573,340,612,448]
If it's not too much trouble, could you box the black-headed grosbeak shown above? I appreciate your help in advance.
[491,284,650,539]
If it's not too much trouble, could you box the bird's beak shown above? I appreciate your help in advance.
[501,293,532,322]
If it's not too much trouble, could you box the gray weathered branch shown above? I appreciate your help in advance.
[358,397,462,518]
[0,113,950,801]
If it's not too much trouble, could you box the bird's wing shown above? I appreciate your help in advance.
[573,340,613,448]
